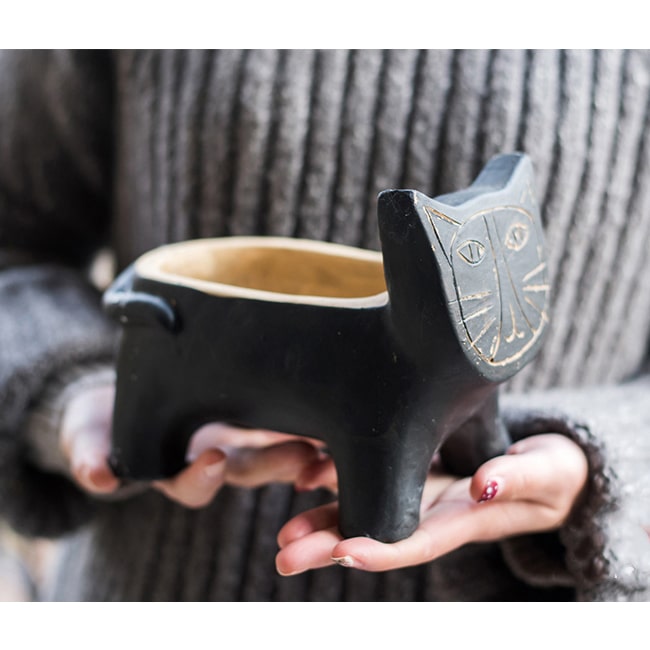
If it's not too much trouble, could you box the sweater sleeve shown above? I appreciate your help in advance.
[499,375,650,601]
[0,50,117,538]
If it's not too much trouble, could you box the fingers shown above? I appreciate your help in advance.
[186,423,322,459]
[276,526,343,575]
[153,448,227,508]
[155,427,326,507]
[331,436,589,573]
[275,479,471,575]
[60,384,120,495]
[186,423,330,490]
[68,443,120,495]
[303,492,548,573]
[224,440,324,488]
[469,433,588,519]
[275,503,341,576]
[277,502,339,549]
[60,385,328,508]
[326,482,478,572]
[294,456,338,493]
[276,504,467,575]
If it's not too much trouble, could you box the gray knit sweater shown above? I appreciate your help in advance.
[1,49,649,601]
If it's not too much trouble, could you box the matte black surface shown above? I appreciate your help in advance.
[103,153,550,542]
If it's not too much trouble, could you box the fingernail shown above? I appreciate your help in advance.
[88,466,117,490]
[277,567,305,577]
[478,479,499,503]
[332,555,355,568]
[76,462,119,494]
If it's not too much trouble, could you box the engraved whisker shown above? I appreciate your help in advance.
[524,296,543,316]
[464,304,494,322]
[458,290,493,303]
[471,316,497,345]
[522,284,550,293]
[522,262,546,283]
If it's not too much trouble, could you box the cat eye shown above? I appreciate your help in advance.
[457,240,486,266]
[505,223,529,251]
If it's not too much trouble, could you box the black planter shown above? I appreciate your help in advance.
[103,153,550,543]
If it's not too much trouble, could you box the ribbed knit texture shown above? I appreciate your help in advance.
[113,50,650,389]
[1,49,650,600]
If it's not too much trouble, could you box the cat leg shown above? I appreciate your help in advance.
[328,425,437,543]
[439,392,511,477]
[109,366,195,480]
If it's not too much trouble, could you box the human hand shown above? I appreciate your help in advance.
[59,383,327,507]
[275,433,588,575]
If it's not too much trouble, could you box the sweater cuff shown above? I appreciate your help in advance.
[23,364,116,477]
[0,265,117,538]
[499,377,650,601]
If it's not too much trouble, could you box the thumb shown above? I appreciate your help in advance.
[469,433,588,510]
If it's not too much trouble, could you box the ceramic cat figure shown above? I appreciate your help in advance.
[104,152,549,543]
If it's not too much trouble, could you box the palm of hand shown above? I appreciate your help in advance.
[275,434,588,575]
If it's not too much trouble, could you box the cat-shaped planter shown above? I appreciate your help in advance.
[103,153,549,543]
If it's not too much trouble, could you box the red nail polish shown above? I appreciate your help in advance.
[479,479,499,503]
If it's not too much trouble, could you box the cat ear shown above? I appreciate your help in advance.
[423,153,539,264]
[421,203,462,265]
[435,153,538,219]
[376,190,461,265]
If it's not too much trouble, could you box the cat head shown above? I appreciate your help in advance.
[380,153,550,382]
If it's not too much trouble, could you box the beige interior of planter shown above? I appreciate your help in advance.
[136,237,388,306]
